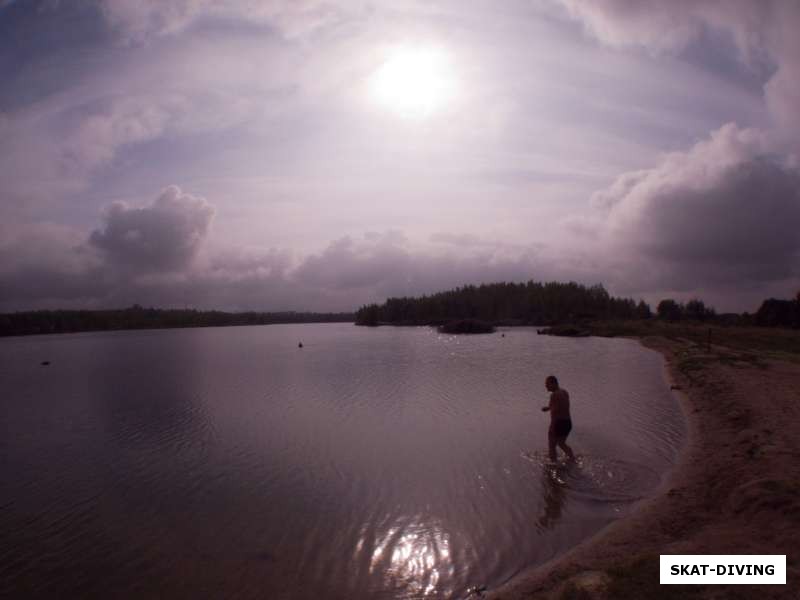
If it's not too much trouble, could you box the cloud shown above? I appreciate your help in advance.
[559,0,800,137]
[597,123,800,290]
[0,91,197,225]
[294,231,411,291]
[6,3,799,314]
[89,185,215,272]
[98,0,361,42]
[291,230,601,309]
[0,220,572,312]
[61,95,179,172]
[430,232,491,247]
[765,66,799,128]
[560,0,707,53]
[559,0,771,56]
[0,187,660,313]
[0,222,107,310]
[557,1,800,304]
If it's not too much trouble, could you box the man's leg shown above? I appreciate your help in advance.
[548,430,557,462]
[556,437,575,461]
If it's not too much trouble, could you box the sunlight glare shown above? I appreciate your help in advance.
[370,46,455,118]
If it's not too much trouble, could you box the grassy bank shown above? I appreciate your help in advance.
[581,320,800,358]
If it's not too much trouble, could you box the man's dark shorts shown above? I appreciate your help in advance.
[553,418,572,438]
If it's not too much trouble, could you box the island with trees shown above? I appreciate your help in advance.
[355,281,649,328]
[355,280,800,337]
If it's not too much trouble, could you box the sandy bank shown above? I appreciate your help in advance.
[487,335,800,599]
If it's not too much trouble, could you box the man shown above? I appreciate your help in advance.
[541,375,575,462]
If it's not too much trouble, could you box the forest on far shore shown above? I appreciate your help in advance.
[3,281,797,337]
[354,281,800,329]
[0,306,354,337]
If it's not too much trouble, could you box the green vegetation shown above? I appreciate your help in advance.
[0,306,354,337]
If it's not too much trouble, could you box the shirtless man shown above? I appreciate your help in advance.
[541,375,575,462]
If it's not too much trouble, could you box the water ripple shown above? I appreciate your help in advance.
[0,325,684,599]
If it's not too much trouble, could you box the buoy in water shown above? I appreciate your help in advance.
[298,342,303,348]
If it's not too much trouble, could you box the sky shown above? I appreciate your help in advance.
[1,0,799,313]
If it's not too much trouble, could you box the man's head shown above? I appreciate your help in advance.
[545,375,559,391]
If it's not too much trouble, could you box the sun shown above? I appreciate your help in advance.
[370,46,455,118]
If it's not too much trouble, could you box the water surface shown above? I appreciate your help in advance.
[0,324,684,598]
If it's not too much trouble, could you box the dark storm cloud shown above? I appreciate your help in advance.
[0,222,108,310]
[89,185,215,272]
[0,186,216,311]
[598,124,800,290]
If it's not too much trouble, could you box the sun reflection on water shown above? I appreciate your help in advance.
[367,519,454,597]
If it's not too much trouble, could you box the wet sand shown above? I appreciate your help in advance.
[488,335,800,599]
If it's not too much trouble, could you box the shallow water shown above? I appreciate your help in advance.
[0,324,684,598]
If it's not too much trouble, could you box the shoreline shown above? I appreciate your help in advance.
[487,335,800,599]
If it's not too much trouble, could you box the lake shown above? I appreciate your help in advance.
[0,323,684,599]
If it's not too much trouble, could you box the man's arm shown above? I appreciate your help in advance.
[541,393,552,412]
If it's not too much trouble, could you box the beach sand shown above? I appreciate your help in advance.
[487,335,800,599]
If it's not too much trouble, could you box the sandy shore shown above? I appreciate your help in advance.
[487,335,800,599]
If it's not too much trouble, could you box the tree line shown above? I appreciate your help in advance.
[754,294,800,328]
[658,294,800,328]
[0,306,355,337]
[356,281,800,329]
[3,285,796,337]
[355,281,650,326]
[655,298,716,321]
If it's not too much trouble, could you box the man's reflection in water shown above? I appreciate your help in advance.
[535,463,572,531]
